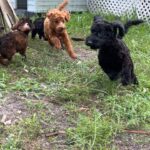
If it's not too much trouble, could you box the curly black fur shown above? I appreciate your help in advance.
[31,17,45,40]
[85,16,143,86]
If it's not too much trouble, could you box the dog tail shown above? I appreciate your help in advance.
[124,19,144,33]
[57,0,68,10]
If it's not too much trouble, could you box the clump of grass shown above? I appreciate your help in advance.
[67,12,94,37]
[10,114,41,140]
[57,84,91,102]
[104,90,150,129]
[0,70,10,90]
[25,100,46,112]
[67,109,120,149]
[0,114,43,149]
[0,134,22,150]
[20,114,41,139]
[0,70,10,100]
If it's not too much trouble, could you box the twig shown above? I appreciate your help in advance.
[50,140,66,145]
[124,129,150,135]
[45,130,65,137]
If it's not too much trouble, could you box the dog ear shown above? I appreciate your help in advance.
[46,11,54,19]
[11,23,18,30]
[112,22,125,38]
[63,11,70,22]
[11,19,23,30]
[65,13,70,22]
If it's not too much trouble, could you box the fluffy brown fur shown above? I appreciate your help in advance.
[0,18,31,65]
[44,0,77,59]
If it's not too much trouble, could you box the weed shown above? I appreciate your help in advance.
[19,113,41,139]
[25,100,46,112]
[67,109,120,149]
[0,133,22,150]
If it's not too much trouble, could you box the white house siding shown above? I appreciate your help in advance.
[9,0,17,9]
[35,0,87,12]
[27,0,36,12]
[9,0,87,12]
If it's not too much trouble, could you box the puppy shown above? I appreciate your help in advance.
[0,18,31,65]
[86,16,143,85]
[32,17,45,40]
[44,0,77,59]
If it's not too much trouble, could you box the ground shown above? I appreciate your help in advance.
[0,13,150,150]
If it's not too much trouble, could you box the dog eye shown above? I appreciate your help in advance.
[97,33,102,37]
[91,28,96,33]
[105,28,112,32]
[55,20,59,23]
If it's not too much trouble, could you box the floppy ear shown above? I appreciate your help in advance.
[112,21,125,38]
[11,18,30,30]
[11,19,23,30]
[46,11,54,19]
[11,23,18,30]
[63,11,70,22]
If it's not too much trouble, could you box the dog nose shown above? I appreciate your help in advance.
[87,40,93,44]
[86,39,93,46]
[57,27,65,33]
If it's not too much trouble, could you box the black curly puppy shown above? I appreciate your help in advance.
[32,17,45,40]
[86,16,143,86]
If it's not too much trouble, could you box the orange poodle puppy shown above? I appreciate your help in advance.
[44,0,77,59]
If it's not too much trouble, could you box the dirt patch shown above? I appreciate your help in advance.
[0,93,71,149]
[114,133,150,150]
[0,93,28,125]
[76,48,97,61]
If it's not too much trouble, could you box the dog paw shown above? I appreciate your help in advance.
[0,59,10,66]
[55,43,62,49]
[70,53,77,59]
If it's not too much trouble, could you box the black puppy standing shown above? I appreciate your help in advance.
[32,17,45,40]
[86,16,143,86]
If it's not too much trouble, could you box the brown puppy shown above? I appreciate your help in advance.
[0,18,31,65]
[44,0,77,59]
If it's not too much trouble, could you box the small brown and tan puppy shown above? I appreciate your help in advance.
[0,18,31,65]
[44,0,77,59]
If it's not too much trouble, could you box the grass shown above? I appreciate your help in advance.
[0,12,150,149]
[67,109,120,149]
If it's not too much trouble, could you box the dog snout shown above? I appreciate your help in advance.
[57,27,65,33]
[86,40,93,46]
[23,23,31,31]
[85,37,93,46]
